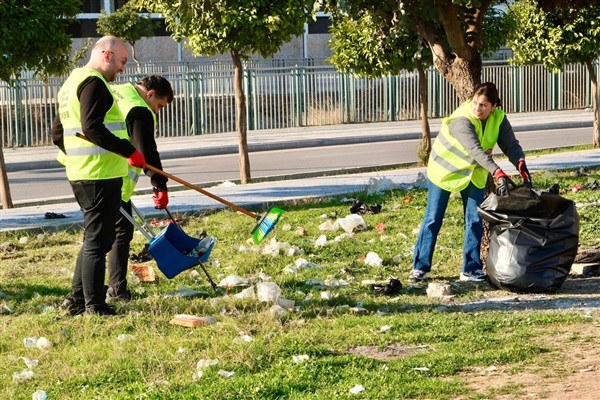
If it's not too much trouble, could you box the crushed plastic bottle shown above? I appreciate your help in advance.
[32,390,47,400]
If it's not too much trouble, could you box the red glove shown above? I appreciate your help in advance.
[153,187,169,209]
[493,169,515,196]
[127,150,146,168]
[517,160,532,187]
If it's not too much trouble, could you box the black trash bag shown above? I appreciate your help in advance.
[350,199,382,215]
[477,185,579,293]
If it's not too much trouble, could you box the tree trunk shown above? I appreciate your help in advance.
[0,145,14,209]
[231,49,251,184]
[417,60,431,166]
[584,58,600,148]
[433,56,481,102]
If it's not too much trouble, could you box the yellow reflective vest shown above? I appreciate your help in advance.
[111,82,157,202]
[427,100,504,192]
[56,68,128,181]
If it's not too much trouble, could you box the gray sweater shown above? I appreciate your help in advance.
[449,116,524,174]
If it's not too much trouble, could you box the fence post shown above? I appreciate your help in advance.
[386,74,397,121]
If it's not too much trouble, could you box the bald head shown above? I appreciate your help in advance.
[86,36,128,82]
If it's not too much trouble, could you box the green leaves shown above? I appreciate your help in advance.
[508,0,600,70]
[0,0,80,82]
[135,0,315,58]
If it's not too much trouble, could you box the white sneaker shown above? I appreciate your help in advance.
[408,270,429,283]
[459,270,487,282]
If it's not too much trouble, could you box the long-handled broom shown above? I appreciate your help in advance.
[75,133,283,244]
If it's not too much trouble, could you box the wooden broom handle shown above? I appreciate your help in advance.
[144,163,258,219]
[75,133,258,219]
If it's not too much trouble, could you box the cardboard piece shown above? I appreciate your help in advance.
[130,265,156,283]
[169,314,215,328]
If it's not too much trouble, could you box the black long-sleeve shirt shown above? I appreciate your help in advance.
[126,106,168,190]
[51,76,136,158]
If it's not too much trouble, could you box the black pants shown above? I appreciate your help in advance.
[107,200,134,297]
[69,178,122,309]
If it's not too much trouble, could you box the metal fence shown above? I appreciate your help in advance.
[1,60,597,148]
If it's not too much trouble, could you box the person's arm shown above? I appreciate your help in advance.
[449,117,500,173]
[127,107,168,190]
[496,117,525,167]
[78,77,137,157]
[50,115,65,153]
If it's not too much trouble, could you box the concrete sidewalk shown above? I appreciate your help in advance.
[0,109,597,233]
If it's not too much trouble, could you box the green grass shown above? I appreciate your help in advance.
[1,166,600,399]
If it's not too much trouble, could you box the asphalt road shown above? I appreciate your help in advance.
[6,126,593,206]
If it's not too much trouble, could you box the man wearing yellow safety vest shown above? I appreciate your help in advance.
[51,36,146,316]
[106,75,174,301]
[408,82,531,283]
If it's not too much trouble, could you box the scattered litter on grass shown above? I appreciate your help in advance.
[218,369,235,378]
[292,354,310,363]
[0,304,12,314]
[12,369,35,381]
[0,290,11,299]
[19,236,28,244]
[295,226,306,236]
[295,258,321,270]
[32,390,47,400]
[321,291,332,300]
[163,287,210,298]
[129,265,156,283]
[197,359,219,369]
[375,222,385,233]
[236,333,253,343]
[21,357,39,369]
[363,252,383,267]
[117,334,134,342]
[371,279,403,295]
[218,275,249,288]
[324,279,348,288]
[337,214,367,233]
[169,314,216,328]
[315,234,328,247]
[234,286,256,300]
[380,325,392,333]
[256,282,281,303]
[281,224,291,231]
[269,304,288,318]
[350,199,382,215]
[318,220,338,231]
[413,367,430,372]
[278,297,295,309]
[349,384,366,394]
[305,279,325,287]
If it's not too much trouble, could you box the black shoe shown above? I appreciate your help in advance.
[106,287,132,303]
[59,296,85,316]
[85,304,117,316]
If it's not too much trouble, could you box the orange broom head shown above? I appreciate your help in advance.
[251,207,284,244]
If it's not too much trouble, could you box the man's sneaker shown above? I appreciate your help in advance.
[408,270,429,283]
[59,296,85,316]
[459,270,487,282]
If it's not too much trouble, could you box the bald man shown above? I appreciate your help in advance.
[51,36,146,316]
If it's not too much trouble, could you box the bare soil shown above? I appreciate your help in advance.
[459,275,600,400]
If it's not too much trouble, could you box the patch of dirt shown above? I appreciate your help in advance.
[346,344,428,361]
[455,273,600,400]
[459,320,600,400]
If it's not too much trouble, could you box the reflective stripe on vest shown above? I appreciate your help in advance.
[111,82,157,202]
[57,68,128,181]
[427,100,503,192]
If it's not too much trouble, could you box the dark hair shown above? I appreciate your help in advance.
[472,82,501,107]
[138,75,174,103]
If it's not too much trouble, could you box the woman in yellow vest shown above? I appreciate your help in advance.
[408,82,531,283]
[107,75,174,301]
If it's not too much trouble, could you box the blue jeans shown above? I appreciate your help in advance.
[413,180,485,274]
